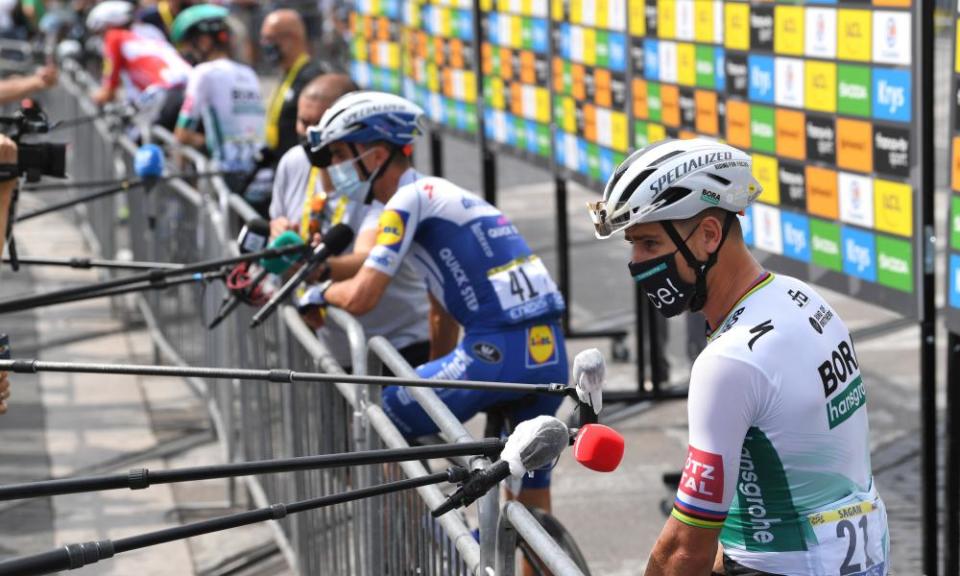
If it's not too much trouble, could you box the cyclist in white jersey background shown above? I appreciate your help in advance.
[304,91,568,514]
[588,138,888,576]
[171,4,272,214]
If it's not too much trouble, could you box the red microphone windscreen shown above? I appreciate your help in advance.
[573,424,624,473]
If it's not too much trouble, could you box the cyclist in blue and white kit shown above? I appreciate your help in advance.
[308,91,567,510]
[589,138,888,575]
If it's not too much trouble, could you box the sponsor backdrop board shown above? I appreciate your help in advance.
[479,0,553,164]
[401,0,480,138]
[347,0,922,318]
[552,0,631,183]
[948,0,960,332]
[350,0,403,92]
[632,0,919,318]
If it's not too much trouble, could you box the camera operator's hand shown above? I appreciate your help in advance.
[269,216,293,240]
[0,135,16,168]
[0,371,10,415]
[36,64,58,89]
[0,135,18,256]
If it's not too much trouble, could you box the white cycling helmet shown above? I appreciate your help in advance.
[306,90,426,168]
[587,138,762,239]
[86,1,134,33]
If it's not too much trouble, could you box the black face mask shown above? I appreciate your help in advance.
[629,252,696,318]
[629,212,736,318]
[261,42,282,64]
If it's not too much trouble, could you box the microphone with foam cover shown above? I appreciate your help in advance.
[572,348,605,425]
[432,416,569,517]
[250,224,354,328]
[134,144,164,181]
[573,423,624,473]
[260,231,304,275]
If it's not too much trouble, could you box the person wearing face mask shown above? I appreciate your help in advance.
[259,8,327,158]
[171,4,272,215]
[309,92,567,515]
[267,75,431,371]
[587,138,889,576]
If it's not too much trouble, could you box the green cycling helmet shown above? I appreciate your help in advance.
[170,4,229,44]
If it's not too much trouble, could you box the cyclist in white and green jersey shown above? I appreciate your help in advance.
[588,138,888,576]
[171,4,271,213]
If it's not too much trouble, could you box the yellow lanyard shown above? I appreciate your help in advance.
[300,167,324,241]
[299,168,351,241]
[159,1,174,32]
[266,54,310,149]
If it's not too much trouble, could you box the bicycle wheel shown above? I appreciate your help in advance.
[517,506,592,575]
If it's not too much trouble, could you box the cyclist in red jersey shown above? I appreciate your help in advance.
[87,1,192,131]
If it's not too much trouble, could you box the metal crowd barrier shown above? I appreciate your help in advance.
[35,60,584,576]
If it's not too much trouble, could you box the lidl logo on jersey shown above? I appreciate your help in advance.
[781,212,811,262]
[876,236,913,293]
[377,209,409,250]
[748,55,774,103]
[526,324,558,368]
[872,68,911,123]
[841,226,877,282]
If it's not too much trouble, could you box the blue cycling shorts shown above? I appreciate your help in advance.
[382,320,567,489]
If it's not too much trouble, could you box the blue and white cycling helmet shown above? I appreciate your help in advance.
[306,91,426,168]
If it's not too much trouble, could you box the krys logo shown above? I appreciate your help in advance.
[842,227,876,281]
[873,69,911,123]
[748,56,774,103]
[377,210,408,248]
[781,212,811,262]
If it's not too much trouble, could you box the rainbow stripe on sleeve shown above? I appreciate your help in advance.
[671,497,727,530]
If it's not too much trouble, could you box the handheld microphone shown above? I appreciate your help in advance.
[237,218,270,254]
[573,348,605,425]
[573,424,624,473]
[432,416,569,517]
[260,231,305,275]
[208,219,273,329]
[133,144,164,182]
[249,224,354,328]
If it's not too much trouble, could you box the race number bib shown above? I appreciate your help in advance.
[487,255,558,313]
[807,498,887,576]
